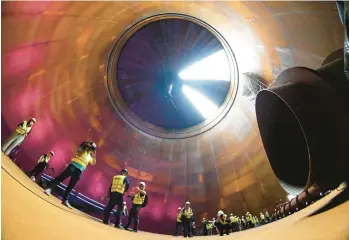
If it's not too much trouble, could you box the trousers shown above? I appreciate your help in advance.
[125,205,142,230]
[47,164,82,201]
[174,221,182,236]
[2,131,25,155]
[30,162,48,177]
[103,192,124,226]
[182,218,192,237]
[216,222,230,236]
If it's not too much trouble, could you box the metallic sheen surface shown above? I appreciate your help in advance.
[1,1,344,234]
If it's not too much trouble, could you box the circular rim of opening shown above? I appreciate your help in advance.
[106,13,239,139]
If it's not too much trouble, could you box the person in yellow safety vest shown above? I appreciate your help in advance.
[44,141,96,208]
[230,214,239,232]
[174,207,183,236]
[237,217,242,231]
[29,151,55,182]
[202,218,209,236]
[103,168,130,228]
[180,201,194,238]
[2,118,36,156]
[215,210,230,236]
[125,182,148,232]
[246,212,253,228]
[260,212,265,224]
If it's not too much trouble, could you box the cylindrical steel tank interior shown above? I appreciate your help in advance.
[1,1,348,236]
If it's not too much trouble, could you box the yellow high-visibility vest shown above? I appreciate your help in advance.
[133,191,146,205]
[183,208,192,218]
[123,205,127,214]
[111,175,126,194]
[177,213,182,222]
[38,154,51,163]
[16,121,32,136]
[219,215,228,225]
[71,149,93,168]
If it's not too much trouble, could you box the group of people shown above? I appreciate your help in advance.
[174,201,196,238]
[2,118,273,236]
[2,118,148,233]
[201,210,271,236]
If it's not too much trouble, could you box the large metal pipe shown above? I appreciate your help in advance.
[256,58,349,196]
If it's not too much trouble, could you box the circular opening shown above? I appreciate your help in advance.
[106,14,238,139]
[256,90,310,195]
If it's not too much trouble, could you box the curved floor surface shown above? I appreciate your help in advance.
[2,154,349,240]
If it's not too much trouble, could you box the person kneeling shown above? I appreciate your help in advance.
[216,211,231,236]
[125,182,148,232]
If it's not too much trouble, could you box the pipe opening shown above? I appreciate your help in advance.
[256,90,310,196]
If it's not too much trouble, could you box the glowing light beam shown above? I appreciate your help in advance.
[182,85,218,119]
[178,50,230,81]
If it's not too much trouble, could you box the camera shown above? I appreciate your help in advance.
[80,141,97,151]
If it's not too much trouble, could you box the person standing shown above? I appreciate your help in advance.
[2,118,36,156]
[174,207,183,236]
[180,201,194,238]
[44,141,97,208]
[29,151,54,181]
[125,182,148,232]
[103,168,130,228]
[260,212,265,224]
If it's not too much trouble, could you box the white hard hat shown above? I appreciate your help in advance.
[123,202,126,204]
[217,210,224,216]
[185,201,190,205]
[49,151,54,156]
[30,118,36,123]
[140,182,146,186]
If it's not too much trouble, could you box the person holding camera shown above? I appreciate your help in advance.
[44,141,97,208]
[29,151,55,182]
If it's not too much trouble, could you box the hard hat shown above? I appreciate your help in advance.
[90,142,97,150]
[49,151,54,156]
[230,213,233,216]
[123,202,126,205]
[217,210,224,216]
[185,201,190,205]
[30,118,36,123]
[140,182,146,186]
[121,168,128,174]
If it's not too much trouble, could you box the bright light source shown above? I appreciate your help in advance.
[178,50,230,81]
[287,195,296,201]
[182,85,218,119]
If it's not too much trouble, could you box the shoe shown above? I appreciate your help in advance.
[125,227,133,231]
[44,188,52,196]
[132,229,138,233]
[31,176,36,182]
[62,200,73,209]
[115,225,124,229]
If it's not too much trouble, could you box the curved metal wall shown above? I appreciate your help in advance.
[1,1,343,234]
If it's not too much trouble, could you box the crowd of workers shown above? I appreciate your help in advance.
[199,210,271,236]
[2,118,273,236]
